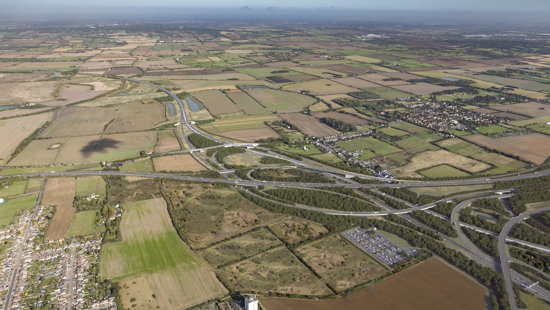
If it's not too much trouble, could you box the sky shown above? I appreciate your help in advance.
[4,0,550,11]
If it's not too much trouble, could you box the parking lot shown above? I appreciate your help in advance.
[343,228,417,266]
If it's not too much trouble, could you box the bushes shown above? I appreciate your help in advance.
[320,117,356,132]
[264,188,378,212]
[510,223,550,247]
[462,227,499,257]
[410,211,457,237]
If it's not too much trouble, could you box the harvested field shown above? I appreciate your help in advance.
[490,102,550,118]
[155,130,181,153]
[245,88,316,113]
[227,90,271,115]
[0,81,58,104]
[54,131,157,164]
[192,89,240,115]
[317,94,352,108]
[309,101,330,112]
[297,235,387,292]
[42,84,109,107]
[6,61,82,70]
[105,67,142,75]
[288,67,348,79]
[0,112,52,164]
[333,77,378,88]
[390,83,459,96]
[42,178,76,240]
[285,79,358,95]
[382,72,425,80]
[269,216,328,245]
[153,154,205,172]
[0,107,53,119]
[100,198,227,309]
[262,257,487,310]
[104,102,166,134]
[281,113,340,137]
[219,247,330,296]
[315,64,371,75]
[312,111,369,126]
[392,149,491,178]
[218,128,280,142]
[464,133,550,165]
[8,138,66,166]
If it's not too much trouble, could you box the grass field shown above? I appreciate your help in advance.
[0,194,37,227]
[285,79,358,96]
[43,177,76,240]
[519,292,550,310]
[65,210,103,238]
[363,86,412,100]
[380,127,409,137]
[0,112,52,164]
[220,246,330,296]
[100,198,227,309]
[245,88,316,113]
[337,137,401,155]
[192,89,240,115]
[296,234,387,292]
[0,180,27,197]
[345,55,381,64]
[201,228,281,267]
[119,158,154,172]
[396,136,439,153]
[8,138,67,166]
[476,125,512,135]
[262,257,487,310]
[409,184,493,197]
[438,138,526,175]
[199,115,279,132]
[288,67,348,79]
[392,149,490,178]
[388,121,431,134]
[419,165,470,178]
[75,176,106,197]
[227,90,271,115]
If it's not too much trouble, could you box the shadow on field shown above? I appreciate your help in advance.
[80,138,120,157]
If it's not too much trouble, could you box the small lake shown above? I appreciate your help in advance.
[441,77,460,82]
[0,105,18,111]
[241,86,266,90]
[166,102,175,116]
[185,97,201,112]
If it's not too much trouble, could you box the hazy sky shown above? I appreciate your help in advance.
[5,0,550,11]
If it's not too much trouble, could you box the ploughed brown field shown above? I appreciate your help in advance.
[465,133,550,165]
[261,257,487,310]
[42,178,77,240]
[281,113,339,137]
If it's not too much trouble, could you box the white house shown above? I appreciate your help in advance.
[244,296,258,310]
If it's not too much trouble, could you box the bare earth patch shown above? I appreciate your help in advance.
[153,154,205,172]
[464,133,550,165]
[43,178,76,240]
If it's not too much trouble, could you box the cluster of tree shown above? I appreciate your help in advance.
[462,227,499,257]
[271,119,299,131]
[431,201,456,217]
[379,187,436,205]
[259,156,292,165]
[385,214,442,240]
[332,98,391,111]
[453,93,530,106]
[320,117,356,132]
[264,188,378,212]
[213,147,245,163]
[460,207,508,233]
[526,212,550,235]
[9,121,51,162]
[188,133,222,148]
[73,197,104,211]
[362,189,408,209]
[510,223,550,247]
[348,91,382,100]
[410,211,457,237]
[266,75,292,83]
[495,176,550,215]
[471,198,508,215]
[251,168,334,183]
[510,247,550,272]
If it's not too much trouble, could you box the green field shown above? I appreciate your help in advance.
[409,184,493,197]
[245,89,317,113]
[388,121,431,134]
[227,91,272,115]
[419,164,470,178]
[380,127,409,137]
[119,158,154,172]
[519,292,550,310]
[476,125,512,135]
[377,230,413,249]
[337,137,401,155]
[526,123,550,135]
[0,194,37,227]
[0,180,27,197]
[276,143,323,155]
[385,59,435,68]
[65,210,103,238]
[234,67,298,78]
[199,115,279,132]
[75,177,106,197]
[396,136,439,153]
[365,86,412,100]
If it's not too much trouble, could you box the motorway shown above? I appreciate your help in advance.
[499,206,550,310]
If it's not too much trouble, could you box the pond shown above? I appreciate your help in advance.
[185,97,200,112]
[0,105,18,111]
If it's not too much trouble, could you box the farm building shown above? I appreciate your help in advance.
[245,296,258,310]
